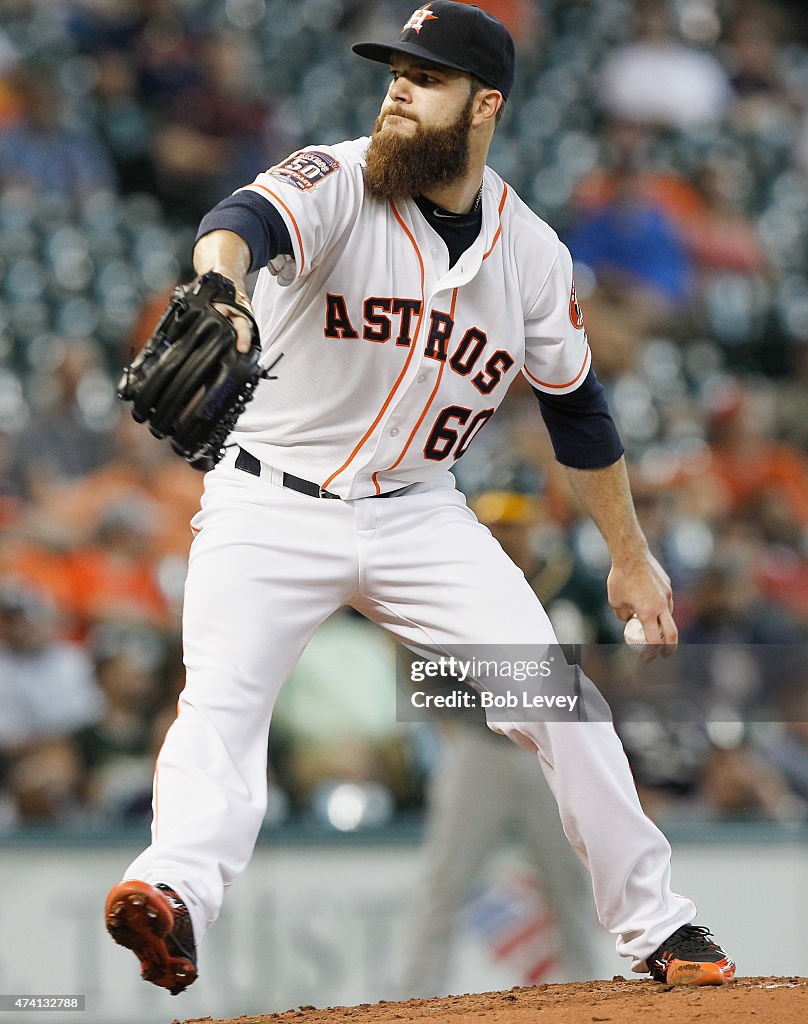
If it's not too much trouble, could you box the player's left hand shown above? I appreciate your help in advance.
[607,550,677,660]
[117,271,263,471]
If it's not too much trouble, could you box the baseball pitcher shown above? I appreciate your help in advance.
[106,1,735,997]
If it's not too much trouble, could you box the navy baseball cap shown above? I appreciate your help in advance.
[353,2,516,101]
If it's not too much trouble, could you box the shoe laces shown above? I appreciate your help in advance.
[664,924,719,958]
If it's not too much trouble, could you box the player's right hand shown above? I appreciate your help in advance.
[607,550,678,661]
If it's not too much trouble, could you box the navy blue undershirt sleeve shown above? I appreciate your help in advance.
[532,366,624,470]
[196,192,294,274]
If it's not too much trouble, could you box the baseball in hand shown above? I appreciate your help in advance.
[623,616,647,647]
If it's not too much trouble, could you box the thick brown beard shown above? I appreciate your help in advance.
[364,96,474,202]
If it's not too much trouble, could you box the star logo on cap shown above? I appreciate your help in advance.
[403,3,438,34]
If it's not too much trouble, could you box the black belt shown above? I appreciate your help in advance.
[235,447,408,499]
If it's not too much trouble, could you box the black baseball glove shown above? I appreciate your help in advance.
[118,271,264,472]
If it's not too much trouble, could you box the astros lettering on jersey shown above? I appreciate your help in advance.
[234,140,590,498]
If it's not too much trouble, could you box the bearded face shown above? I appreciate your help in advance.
[364,89,475,202]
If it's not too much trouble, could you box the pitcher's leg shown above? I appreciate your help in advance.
[124,474,355,942]
[363,486,694,970]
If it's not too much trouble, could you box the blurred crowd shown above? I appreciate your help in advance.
[1,0,808,841]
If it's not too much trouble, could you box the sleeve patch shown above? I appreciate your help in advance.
[569,277,585,330]
[269,150,340,191]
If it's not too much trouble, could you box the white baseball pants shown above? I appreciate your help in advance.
[124,449,695,970]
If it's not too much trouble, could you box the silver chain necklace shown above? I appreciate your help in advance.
[430,183,483,218]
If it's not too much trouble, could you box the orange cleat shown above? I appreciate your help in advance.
[648,924,736,986]
[105,880,197,995]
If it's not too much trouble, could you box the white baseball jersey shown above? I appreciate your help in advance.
[231,138,590,498]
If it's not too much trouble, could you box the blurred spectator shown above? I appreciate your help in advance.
[0,502,79,628]
[680,542,803,646]
[1,416,202,641]
[64,0,152,56]
[624,478,713,602]
[0,67,116,199]
[566,158,694,376]
[66,497,171,634]
[768,730,808,807]
[37,414,204,560]
[0,579,103,749]
[699,741,799,821]
[756,539,808,631]
[13,336,116,500]
[675,379,808,528]
[573,123,705,225]
[0,578,103,825]
[566,159,694,308]
[2,414,198,638]
[680,163,771,346]
[723,3,794,132]
[90,49,159,196]
[4,738,87,826]
[150,32,282,222]
[132,4,201,108]
[683,164,768,277]
[78,623,170,822]
[598,2,733,128]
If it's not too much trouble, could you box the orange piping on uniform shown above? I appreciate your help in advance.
[373,287,459,487]
[249,183,306,276]
[523,344,591,390]
[482,184,508,261]
[323,199,426,493]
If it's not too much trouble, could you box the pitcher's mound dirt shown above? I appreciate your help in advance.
[177,976,808,1024]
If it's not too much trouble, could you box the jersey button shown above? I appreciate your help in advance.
[390,427,400,437]
[417,373,426,383]
[431,248,438,258]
